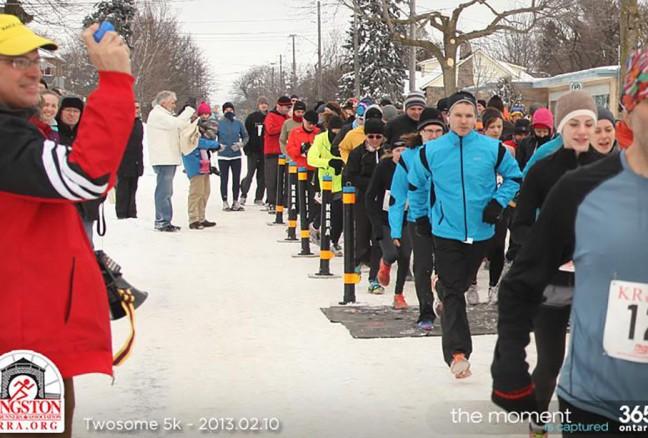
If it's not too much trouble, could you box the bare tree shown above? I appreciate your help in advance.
[481,14,539,73]
[338,0,558,95]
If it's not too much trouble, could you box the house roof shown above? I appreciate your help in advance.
[39,48,64,62]
[418,48,535,90]
[514,65,620,88]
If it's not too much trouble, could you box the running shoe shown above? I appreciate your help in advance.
[201,220,216,228]
[239,196,247,206]
[368,281,384,294]
[417,320,434,331]
[231,201,244,211]
[393,293,408,309]
[466,283,479,306]
[309,223,321,246]
[189,221,204,230]
[332,243,343,256]
[377,259,391,286]
[223,201,231,211]
[450,353,472,379]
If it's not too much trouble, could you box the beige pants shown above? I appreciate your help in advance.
[188,174,210,223]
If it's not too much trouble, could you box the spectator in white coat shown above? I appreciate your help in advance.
[147,90,195,231]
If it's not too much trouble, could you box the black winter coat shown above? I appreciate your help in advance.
[365,158,397,227]
[244,110,266,155]
[512,146,608,286]
[343,143,384,194]
[118,117,144,177]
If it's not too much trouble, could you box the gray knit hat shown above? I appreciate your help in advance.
[382,104,399,122]
[257,96,269,106]
[404,91,426,110]
[555,91,597,134]
[597,106,615,125]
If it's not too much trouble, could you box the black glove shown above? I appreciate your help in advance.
[330,146,341,157]
[415,216,432,237]
[328,158,344,175]
[210,166,220,176]
[300,142,311,154]
[483,199,503,224]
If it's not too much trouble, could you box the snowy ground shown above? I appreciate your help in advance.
[73,164,548,438]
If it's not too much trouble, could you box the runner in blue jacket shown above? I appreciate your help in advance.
[388,107,446,330]
[408,91,522,379]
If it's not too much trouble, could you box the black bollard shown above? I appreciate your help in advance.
[309,175,340,279]
[278,161,299,243]
[293,167,318,258]
[268,154,286,225]
[340,184,359,304]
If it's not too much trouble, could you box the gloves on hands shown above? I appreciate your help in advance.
[300,142,311,154]
[414,216,432,237]
[483,199,503,224]
[328,158,344,175]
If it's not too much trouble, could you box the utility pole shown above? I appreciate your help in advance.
[289,34,297,94]
[279,54,284,93]
[619,0,640,112]
[409,0,416,92]
[317,0,323,99]
[353,0,360,97]
[270,63,276,96]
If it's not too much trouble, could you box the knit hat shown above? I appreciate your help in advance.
[597,106,615,125]
[257,96,269,106]
[404,91,426,110]
[437,97,450,113]
[356,102,369,118]
[364,104,383,120]
[327,115,344,131]
[514,119,531,135]
[277,95,292,106]
[487,95,505,113]
[325,102,342,115]
[531,108,554,134]
[60,96,84,112]
[197,101,211,116]
[417,107,446,132]
[364,118,385,135]
[293,101,306,112]
[555,91,597,135]
[382,104,399,122]
[481,108,503,130]
[222,102,235,112]
[303,110,318,124]
[510,103,525,115]
[447,91,477,113]
[622,47,648,113]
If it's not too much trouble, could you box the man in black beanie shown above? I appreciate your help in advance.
[344,118,386,294]
[385,91,426,145]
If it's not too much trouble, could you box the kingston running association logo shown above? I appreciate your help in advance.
[0,350,64,433]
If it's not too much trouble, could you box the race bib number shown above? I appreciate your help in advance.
[256,123,264,137]
[383,190,391,212]
[603,280,648,363]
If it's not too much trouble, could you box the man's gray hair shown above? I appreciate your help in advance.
[153,90,176,107]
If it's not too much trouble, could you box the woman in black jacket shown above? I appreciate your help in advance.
[507,91,606,423]
[116,102,144,218]
[365,141,412,309]
[343,118,385,294]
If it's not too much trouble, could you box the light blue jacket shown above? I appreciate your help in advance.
[408,130,522,243]
[182,137,220,179]
[217,116,249,159]
[388,146,431,239]
[522,135,563,177]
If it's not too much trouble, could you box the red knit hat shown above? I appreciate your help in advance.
[197,101,211,116]
[531,108,554,135]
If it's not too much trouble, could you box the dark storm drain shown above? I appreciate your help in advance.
[321,305,498,338]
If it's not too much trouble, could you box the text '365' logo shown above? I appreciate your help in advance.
[0,350,64,433]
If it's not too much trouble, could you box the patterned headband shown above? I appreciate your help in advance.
[622,48,648,113]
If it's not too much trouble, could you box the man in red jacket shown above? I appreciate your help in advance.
[286,110,320,226]
[0,15,134,438]
[263,95,291,212]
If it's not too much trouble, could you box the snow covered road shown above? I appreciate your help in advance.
[73,171,541,438]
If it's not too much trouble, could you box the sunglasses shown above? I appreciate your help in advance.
[366,134,383,140]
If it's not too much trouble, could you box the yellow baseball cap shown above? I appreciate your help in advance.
[0,14,57,56]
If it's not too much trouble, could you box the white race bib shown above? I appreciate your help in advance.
[382,190,391,212]
[603,280,648,363]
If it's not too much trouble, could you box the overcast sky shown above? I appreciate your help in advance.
[168,0,523,104]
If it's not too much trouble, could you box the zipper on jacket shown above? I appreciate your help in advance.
[459,137,468,242]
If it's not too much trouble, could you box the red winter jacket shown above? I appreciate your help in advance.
[263,109,288,156]
[0,72,135,379]
[286,125,320,170]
